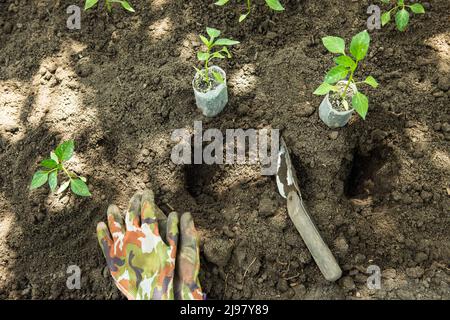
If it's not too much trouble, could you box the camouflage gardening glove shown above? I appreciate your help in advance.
[96,190,178,300]
[175,212,204,300]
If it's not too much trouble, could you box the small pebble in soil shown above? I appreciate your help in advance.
[437,75,450,91]
[328,131,339,140]
[3,22,13,34]
[276,279,289,293]
[258,196,277,217]
[391,191,402,202]
[420,190,433,202]
[414,252,428,264]
[334,236,349,255]
[441,122,450,133]
[141,148,150,157]
[371,129,387,142]
[354,253,366,264]
[397,81,407,92]
[412,147,424,159]
[269,214,288,231]
[203,238,234,267]
[46,63,57,74]
[76,60,93,78]
[406,266,424,279]
[382,268,397,279]
[433,122,442,131]
[296,103,315,117]
[340,276,356,291]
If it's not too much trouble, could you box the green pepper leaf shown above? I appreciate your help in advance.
[212,70,225,84]
[409,3,425,14]
[50,151,59,163]
[265,0,284,11]
[70,179,91,197]
[206,27,221,39]
[364,76,379,88]
[334,56,356,70]
[395,8,410,31]
[199,35,210,47]
[381,11,391,26]
[84,0,99,10]
[324,66,349,84]
[220,46,232,58]
[313,83,337,95]
[211,52,225,59]
[31,171,49,190]
[350,30,370,61]
[215,0,230,5]
[213,38,240,46]
[48,171,58,192]
[57,180,70,194]
[40,159,58,169]
[239,13,249,22]
[119,1,135,12]
[352,92,369,120]
[322,36,346,55]
[197,52,210,61]
[54,140,74,162]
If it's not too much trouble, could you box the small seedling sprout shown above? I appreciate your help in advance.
[84,0,135,13]
[380,0,425,32]
[215,0,284,22]
[30,140,91,197]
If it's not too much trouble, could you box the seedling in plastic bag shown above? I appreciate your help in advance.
[313,30,379,120]
[195,27,239,89]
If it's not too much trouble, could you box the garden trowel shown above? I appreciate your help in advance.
[276,137,342,282]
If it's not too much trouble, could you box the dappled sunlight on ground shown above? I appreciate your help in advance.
[150,0,170,11]
[180,32,197,63]
[148,17,173,42]
[21,39,99,140]
[0,80,30,143]
[431,149,450,173]
[424,32,450,73]
[367,209,399,239]
[228,63,258,96]
[0,196,15,293]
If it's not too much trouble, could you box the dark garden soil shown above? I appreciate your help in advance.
[0,0,449,300]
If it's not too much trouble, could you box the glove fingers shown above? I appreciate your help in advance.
[96,221,113,255]
[126,192,142,230]
[140,189,162,238]
[141,188,167,220]
[175,212,203,300]
[107,204,125,236]
[166,212,179,257]
[179,212,200,279]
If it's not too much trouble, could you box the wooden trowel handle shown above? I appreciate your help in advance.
[287,191,342,282]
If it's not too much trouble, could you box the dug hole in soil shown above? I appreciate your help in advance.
[0,0,449,300]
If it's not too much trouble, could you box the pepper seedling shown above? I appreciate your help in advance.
[30,140,91,197]
[380,0,425,32]
[313,30,379,120]
[84,0,135,12]
[195,27,239,89]
[215,0,284,22]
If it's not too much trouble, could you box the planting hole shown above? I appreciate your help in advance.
[344,145,397,199]
[184,163,221,199]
